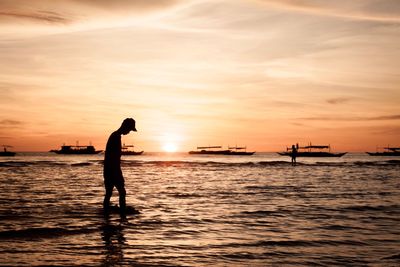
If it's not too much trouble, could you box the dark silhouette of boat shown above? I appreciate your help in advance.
[51,142,102,154]
[189,146,230,155]
[228,146,255,155]
[189,146,255,155]
[366,146,400,156]
[121,144,144,155]
[0,145,16,156]
[278,143,347,157]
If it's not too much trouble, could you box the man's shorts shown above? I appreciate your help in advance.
[104,168,125,190]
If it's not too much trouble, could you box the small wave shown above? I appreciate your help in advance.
[341,204,400,212]
[0,160,97,167]
[240,210,281,216]
[0,227,97,240]
[129,160,196,166]
[70,162,92,166]
[219,250,295,260]
[209,239,369,249]
[169,193,204,199]
[0,161,68,167]
[387,159,400,164]
[249,239,368,247]
[354,160,400,166]
[319,224,358,231]
[244,185,299,191]
[258,161,301,166]
[383,253,400,260]
[0,161,33,167]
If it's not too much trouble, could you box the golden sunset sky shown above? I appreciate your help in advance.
[1,0,399,152]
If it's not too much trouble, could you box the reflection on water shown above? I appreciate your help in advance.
[101,218,126,266]
[0,153,399,266]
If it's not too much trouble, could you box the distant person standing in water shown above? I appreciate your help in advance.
[291,144,297,166]
[103,118,137,217]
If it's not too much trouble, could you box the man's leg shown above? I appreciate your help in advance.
[103,180,113,213]
[115,182,126,217]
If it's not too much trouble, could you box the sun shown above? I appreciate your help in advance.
[163,142,178,153]
[160,132,182,152]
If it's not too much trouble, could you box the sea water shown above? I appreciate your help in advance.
[0,152,399,266]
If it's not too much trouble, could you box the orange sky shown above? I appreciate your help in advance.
[0,0,399,152]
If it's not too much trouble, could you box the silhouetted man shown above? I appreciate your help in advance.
[103,118,137,217]
[291,144,297,166]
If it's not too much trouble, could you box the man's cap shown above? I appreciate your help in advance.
[122,118,137,131]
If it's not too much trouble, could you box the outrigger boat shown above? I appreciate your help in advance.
[228,146,255,155]
[366,146,400,156]
[278,143,347,157]
[51,142,102,154]
[0,145,16,156]
[189,146,255,155]
[121,144,144,155]
[189,146,230,155]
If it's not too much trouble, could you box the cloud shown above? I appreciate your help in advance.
[367,115,400,121]
[291,122,305,126]
[326,97,352,105]
[72,0,180,10]
[0,0,181,24]
[255,0,400,23]
[300,114,400,121]
[0,119,24,125]
[0,11,69,24]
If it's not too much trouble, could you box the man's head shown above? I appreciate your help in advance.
[120,118,137,135]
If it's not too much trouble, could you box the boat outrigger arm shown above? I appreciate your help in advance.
[228,146,247,150]
[303,145,329,149]
[196,146,222,149]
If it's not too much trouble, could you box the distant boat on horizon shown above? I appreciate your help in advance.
[366,146,400,156]
[121,144,144,155]
[189,146,255,155]
[51,142,102,155]
[0,145,16,157]
[278,143,347,157]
